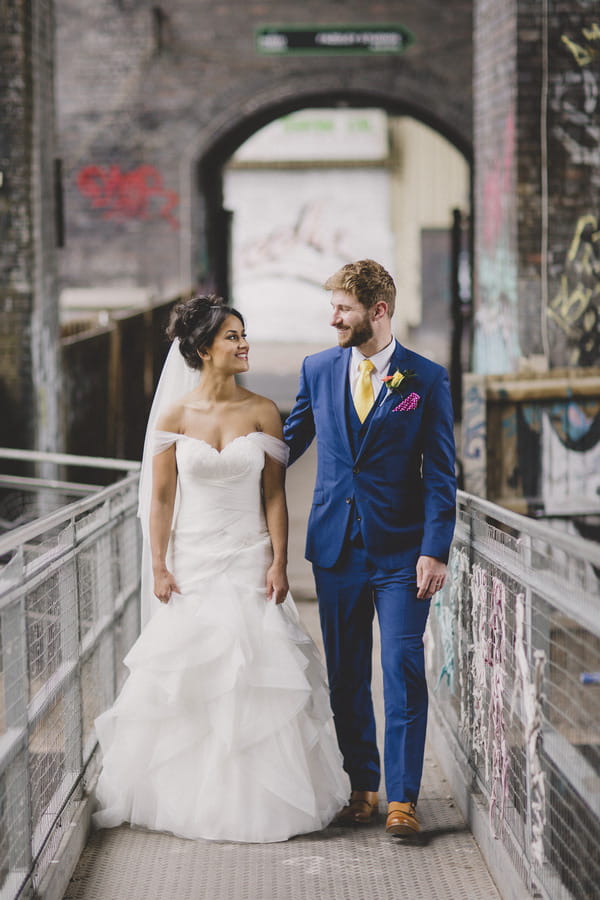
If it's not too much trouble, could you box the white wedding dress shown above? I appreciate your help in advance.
[93,431,348,843]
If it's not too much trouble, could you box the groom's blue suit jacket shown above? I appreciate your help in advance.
[284,342,457,570]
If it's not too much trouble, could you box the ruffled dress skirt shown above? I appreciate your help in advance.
[93,437,348,842]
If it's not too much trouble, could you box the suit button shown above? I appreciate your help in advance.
[353,466,360,474]
[345,497,352,504]
[356,516,362,522]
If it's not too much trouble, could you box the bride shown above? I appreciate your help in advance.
[93,295,348,843]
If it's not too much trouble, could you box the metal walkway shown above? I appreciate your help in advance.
[62,600,501,900]
[4,444,598,898]
[59,446,502,900]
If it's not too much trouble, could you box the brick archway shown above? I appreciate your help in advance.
[56,2,473,299]
[193,82,472,295]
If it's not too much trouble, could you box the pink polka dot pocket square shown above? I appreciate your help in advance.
[392,392,421,412]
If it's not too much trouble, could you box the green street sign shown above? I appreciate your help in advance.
[256,25,415,56]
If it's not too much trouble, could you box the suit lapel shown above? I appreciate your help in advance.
[355,342,411,462]
[331,348,354,461]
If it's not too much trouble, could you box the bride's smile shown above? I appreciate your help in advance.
[199,314,250,375]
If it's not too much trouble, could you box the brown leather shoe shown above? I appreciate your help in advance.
[335,790,379,825]
[385,801,420,836]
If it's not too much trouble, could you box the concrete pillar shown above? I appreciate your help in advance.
[0,0,61,452]
[473,0,600,373]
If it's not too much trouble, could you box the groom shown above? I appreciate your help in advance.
[284,259,456,836]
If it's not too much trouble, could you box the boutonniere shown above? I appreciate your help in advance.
[382,369,416,394]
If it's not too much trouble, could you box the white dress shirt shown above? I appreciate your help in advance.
[350,338,397,398]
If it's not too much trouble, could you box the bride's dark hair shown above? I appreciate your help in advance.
[166,294,245,370]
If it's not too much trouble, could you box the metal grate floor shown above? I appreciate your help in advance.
[63,603,502,900]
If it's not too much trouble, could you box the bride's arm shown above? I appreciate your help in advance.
[259,400,290,605]
[262,455,290,605]
[150,445,181,603]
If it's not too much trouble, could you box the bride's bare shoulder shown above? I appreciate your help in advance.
[156,400,185,434]
[245,392,283,438]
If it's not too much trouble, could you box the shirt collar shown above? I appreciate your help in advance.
[351,337,397,375]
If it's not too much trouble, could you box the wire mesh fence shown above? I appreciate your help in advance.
[1,449,598,900]
[427,492,600,900]
[0,459,141,899]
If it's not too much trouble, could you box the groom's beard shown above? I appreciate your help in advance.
[335,314,373,348]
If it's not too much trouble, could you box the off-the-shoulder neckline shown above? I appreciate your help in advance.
[154,430,285,454]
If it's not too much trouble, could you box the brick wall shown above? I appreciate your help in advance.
[472,0,520,374]
[473,0,600,373]
[543,2,600,367]
[0,1,35,447]
[0,0,61,451]
[54,0,473,298]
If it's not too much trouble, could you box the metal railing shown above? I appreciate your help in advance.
[1,451,599,899]
[0,452,141,899]
[427,491,600,900]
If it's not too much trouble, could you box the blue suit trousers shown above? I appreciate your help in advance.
[313,541,430,803]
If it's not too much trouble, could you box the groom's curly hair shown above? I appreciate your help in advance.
[167,294,245,370]
[324,259,396,317]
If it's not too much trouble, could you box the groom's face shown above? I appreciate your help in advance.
[330,290,373,348]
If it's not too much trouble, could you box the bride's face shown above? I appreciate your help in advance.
[205,314,249,374]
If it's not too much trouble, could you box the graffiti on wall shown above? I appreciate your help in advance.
[76,165,180,229]
[511,595,546,868]
[430,556,548,860]
[547,15,600,367]
[551,23,600,167]
[474,113,522,374]
[462,372,600,515]
[238,201,349,272]
[548,214,600,365]
[520,399,600,514]
[225,167,395,343]
[462,375,487,495]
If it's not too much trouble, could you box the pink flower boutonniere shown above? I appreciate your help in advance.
[393,392,421,412]
[382,368,416,394]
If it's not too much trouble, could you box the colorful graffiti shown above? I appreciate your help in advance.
[76,164,180,229]
[482,113,515,252]
[433,561,547,862]
[487,576,508,834]
[463,373,600,514]
[521,400,600,514]
[548,213,600,365]
[462,375,487,495]
[474,113,522,374]
[432,547,470,729]
[510,595,546,868]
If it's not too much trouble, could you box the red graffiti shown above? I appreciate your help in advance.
[482,113,515,250]
[76,164,179,229]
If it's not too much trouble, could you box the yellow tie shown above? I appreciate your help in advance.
[354,359,375,423]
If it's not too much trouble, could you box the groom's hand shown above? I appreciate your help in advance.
[416,556,447,599]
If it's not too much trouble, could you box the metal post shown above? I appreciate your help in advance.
[3,593,32,881]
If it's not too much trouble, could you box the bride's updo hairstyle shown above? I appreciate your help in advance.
[166,294,245,370]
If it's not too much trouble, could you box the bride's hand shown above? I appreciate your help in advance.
[153,568,180,604]
[266,563,289,605]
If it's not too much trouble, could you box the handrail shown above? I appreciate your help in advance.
[428,490,600,900]
[0,472,140,557]
[0,458,142,900]
[0,447,140,471]
[457,489,600,566]
[0,474,102,494]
